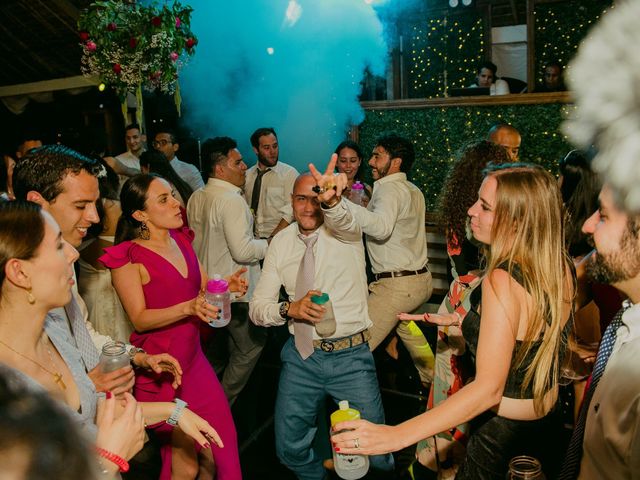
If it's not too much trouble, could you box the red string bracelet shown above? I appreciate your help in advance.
[96,446,130,473]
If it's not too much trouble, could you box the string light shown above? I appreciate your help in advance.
[534,1,612,85]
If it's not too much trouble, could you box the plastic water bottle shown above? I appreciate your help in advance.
[331,400,369,480]
[205,274,232,327]
[99,341,130,373]
[349,181,366,206]
[310,292,336,337]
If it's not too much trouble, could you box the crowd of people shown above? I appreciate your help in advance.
[1,3,639,479]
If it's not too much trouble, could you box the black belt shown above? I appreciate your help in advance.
[375,266,429,280]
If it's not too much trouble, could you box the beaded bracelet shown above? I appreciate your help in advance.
[96,446,130,473]
[167,398,188,426]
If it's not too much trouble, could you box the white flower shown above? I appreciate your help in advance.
[563,0,640,212]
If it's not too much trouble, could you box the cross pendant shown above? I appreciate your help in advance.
[54,373,67,390]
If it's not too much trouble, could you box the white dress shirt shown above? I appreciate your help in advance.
[249,223,372,339]
[115,150,141,171]
[51,272,134,357]
[243,161,299,238]
[187,178,268,301]
[580,300,640,479]
[322,172,428,274]
[170,156,204,192]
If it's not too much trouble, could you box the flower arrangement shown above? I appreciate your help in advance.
[78,0,198,119]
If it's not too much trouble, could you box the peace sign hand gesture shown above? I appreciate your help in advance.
[308,154,349,205]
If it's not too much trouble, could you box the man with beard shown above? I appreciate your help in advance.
[187,136,268,405]
[244,127,299,240]
[311,134,434,388]
[559,184,640,479]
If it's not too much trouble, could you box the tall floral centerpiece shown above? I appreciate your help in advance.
[78,0,198,125]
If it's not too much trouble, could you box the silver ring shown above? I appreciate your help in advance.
[354,438,360,449]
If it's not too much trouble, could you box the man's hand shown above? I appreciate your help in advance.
[287,290,325,323]
[133,352,183,389]
[88,364,135,395]
[308,154,349,205]
[226,267,248,296]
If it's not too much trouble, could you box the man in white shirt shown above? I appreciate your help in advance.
[187,136,268,405]
[153,129,204,192]
[244,127,299,239]
[311,134,434,386]
[114,123,145,173]
[559,184,640,479]
[250,173,394,479]
[13,145,182,394]
[469,60,510,96]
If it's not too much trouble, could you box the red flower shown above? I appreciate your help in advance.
[129,37,137,49]
[175,17,181,28]
[170,52,179,62]
[106,22,117,31]
[186,38,196,49]
[86,41,97,52]
[113,64,122,74]
[79,31,89,41]
[151,16,162,27]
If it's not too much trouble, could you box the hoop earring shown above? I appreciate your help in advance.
[27,288,36,305]
[139,222,151,240]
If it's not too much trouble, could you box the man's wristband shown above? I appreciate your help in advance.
[96,447,129,473]
[167,398,188,426]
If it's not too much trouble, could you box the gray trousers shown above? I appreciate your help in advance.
[207,302,268,405]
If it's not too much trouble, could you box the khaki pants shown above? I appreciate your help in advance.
[368,271,434,383]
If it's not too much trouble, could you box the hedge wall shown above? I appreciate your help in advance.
[358,101,574,211]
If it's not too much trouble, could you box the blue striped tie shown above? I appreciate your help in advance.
[558,304,628,479]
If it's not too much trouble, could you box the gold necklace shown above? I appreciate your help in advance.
[0,337,67,390]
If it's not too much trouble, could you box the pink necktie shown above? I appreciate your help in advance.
[294,232,318,359]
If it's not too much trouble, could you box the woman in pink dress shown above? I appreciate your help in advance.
[100,174,244,480]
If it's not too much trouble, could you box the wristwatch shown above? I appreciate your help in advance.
[279,301,290,319]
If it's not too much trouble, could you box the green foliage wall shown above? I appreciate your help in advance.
[358,102,574,211]
[405,11,485,99]
[534,0,612,84]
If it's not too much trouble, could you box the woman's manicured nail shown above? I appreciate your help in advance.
[106,391,112,399]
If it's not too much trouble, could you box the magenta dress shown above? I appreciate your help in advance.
[100,227,241,480]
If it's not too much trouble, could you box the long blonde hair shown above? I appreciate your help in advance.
[485,163,572,414]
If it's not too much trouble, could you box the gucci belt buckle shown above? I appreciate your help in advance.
[320,340,335,352]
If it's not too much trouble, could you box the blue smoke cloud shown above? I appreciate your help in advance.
[179,0,389,171]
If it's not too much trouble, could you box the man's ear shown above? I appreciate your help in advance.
[173,143,179,154]
[26,191,48,208]
[252,146,259,156]
[392,157,402,171]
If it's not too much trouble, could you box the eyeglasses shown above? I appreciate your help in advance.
[152,139,172,147]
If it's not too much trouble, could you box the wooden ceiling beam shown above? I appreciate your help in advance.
[0,22,60,77]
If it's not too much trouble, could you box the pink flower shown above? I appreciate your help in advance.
[151,16,162,27]
[86,41,97,52]
[106,22,117,31]
[175,17,181,28]
[79,31,89,41]
[113,64,122,74]
[170,52,179,62]
[186,38,196,49]
[150,71,161,80]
